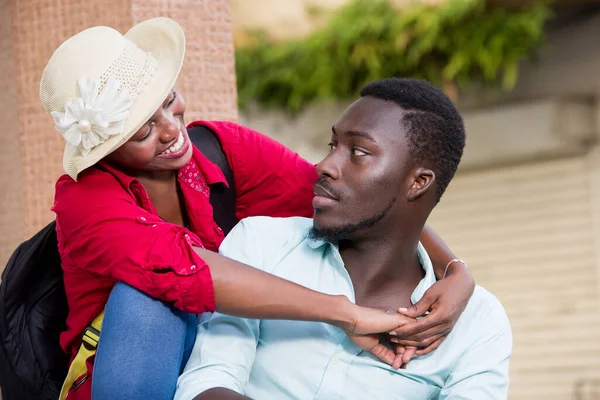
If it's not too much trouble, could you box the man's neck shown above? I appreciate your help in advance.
[339,222,426,311]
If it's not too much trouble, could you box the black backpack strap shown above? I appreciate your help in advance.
[187,125,238,235]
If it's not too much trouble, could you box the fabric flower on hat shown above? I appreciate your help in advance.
[51,76,133,156]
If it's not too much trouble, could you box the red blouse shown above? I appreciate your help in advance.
[52,120,317,359]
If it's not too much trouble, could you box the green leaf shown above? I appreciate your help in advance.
[235,0,551,114]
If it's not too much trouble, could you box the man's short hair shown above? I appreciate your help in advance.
[359,78,465,201]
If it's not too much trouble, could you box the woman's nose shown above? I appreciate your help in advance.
[158,116,181,143]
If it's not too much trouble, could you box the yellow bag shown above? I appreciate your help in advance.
[59,311,104,400]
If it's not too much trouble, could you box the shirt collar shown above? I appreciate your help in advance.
[307,232,327,249]
[191,144,228,187]
[411,243,437,305]
[306,230,436,305]
[96,160,137,191]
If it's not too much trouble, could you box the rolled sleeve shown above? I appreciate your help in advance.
[54,173,216,314]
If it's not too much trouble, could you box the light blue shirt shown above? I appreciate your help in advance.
[175,217,512,400]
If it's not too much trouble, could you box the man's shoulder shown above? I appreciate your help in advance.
[470,286,506,312]
[221,217,315,275]
[237,216,313,239]
[463,286,511,332]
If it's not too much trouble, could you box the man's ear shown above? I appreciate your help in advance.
[407,168,435,202]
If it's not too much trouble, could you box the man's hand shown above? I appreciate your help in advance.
[392,344,417,369]
[341,306,415,367]
[388,264,474,356]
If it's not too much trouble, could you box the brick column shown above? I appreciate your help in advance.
[0,0,23,271]
[0,0,238,267]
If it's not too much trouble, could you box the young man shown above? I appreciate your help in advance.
[175,78,512,400]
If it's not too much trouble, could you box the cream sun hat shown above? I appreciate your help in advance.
[40,17,186,180]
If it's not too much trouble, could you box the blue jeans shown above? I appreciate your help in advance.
[91,282,197,400]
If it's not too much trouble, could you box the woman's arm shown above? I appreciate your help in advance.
[420,224,470,280]
[195,388,250,400]
[197,247,414,367]
[200,246,354,323]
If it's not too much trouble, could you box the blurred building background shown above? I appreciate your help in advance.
[232,0,600,399]
[0,0,599,399]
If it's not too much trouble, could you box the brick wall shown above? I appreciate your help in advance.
[0,0,23,272]
[0,0,237,268]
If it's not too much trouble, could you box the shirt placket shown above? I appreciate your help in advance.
[314,337,361,400]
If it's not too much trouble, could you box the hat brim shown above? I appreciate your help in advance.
[64,17,186,180]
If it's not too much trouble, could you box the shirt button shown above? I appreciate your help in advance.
[190,265,196,270]
[331,357,339,365]
[139,216,146,222]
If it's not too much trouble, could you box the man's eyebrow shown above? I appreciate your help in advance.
[332,125,376,142]
[346,130,376,142]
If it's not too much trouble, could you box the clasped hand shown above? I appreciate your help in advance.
[342,270,471,369]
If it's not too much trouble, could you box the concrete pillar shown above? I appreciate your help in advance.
[0,0,238,267]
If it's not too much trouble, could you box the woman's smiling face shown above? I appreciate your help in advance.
[106,88,193,173]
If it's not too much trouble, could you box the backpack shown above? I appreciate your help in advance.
[0,125,237,400]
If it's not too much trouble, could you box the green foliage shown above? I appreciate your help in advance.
[235,0,551,114]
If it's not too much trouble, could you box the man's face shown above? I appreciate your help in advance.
[311,96,415,242]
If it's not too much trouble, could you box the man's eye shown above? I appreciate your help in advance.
[352,147,368,156]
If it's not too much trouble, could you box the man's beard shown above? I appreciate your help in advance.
[309,196,397,243]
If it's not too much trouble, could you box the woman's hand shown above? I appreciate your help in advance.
[339,305,415,367]
[388,263,474,356]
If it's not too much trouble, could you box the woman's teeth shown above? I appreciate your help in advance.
[162,132,184,154]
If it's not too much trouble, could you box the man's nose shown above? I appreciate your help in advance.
[316,151,340,180]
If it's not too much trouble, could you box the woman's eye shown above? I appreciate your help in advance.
[328,142,337,151]
[136,123,154,142]
[165,92,177,108]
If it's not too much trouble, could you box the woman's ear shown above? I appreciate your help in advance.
[407,168,436,202]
